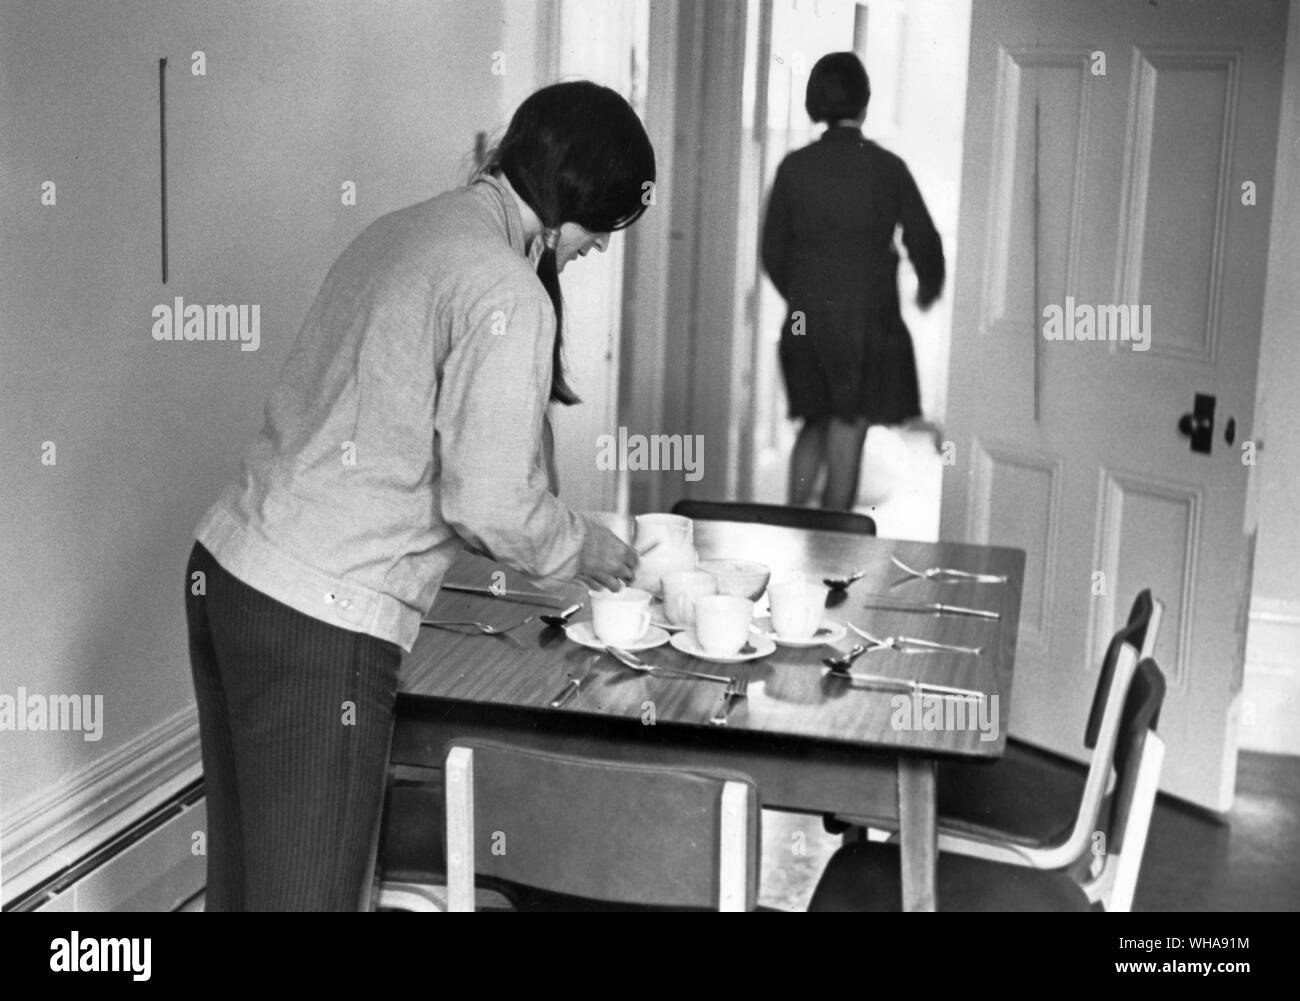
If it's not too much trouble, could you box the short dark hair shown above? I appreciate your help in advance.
[482,82,656,405]
[805,52,870,124]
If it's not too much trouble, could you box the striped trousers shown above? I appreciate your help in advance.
[185,542,402,911]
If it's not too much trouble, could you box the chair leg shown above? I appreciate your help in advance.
[445,747,476,912]
[360,743,397,911]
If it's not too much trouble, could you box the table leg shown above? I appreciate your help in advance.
[896,757,938,911]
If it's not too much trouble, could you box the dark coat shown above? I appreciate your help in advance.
[761,126,945,422]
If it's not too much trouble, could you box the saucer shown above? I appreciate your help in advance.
[564,621,670,653]
[649,598,689,633]
[751,616,846,648]
[670,630,776,664]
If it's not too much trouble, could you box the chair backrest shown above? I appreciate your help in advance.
[1093,657,1167,911]
[1084,590,1161,750]
[671,499,877,536]
[1103,658,1167,853]
[443,739,761,911]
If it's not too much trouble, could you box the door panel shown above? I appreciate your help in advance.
[1090,469,1199,687]
[981,49,1093,338]
[1120,50,1238,363]
[970,442,1063,651]
[945,0,1287,810]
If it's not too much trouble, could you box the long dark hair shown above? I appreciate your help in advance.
[480,81,656,405]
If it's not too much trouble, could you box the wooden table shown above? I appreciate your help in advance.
[393,516,1024,911]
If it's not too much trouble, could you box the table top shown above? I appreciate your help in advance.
[399,515,1025,760]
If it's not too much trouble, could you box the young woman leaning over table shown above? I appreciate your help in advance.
[184,82,655,911]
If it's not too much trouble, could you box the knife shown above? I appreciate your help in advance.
[440,583,569,609]
[859,595,1000,620]
[849,672,985,701]
[547,660,598,708]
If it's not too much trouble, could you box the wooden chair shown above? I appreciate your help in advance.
[444,740,759,911]
[379,740,761,911]
[670,499,876,536]
[808,652,1167,911]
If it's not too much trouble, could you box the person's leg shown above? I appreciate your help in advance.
[822,416,871,511]
[185,543,246,912]
[788,418,828,506]
[203,556,401,911]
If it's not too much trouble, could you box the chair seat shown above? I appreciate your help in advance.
[808,842,1097,912]
[934,740,1086,846]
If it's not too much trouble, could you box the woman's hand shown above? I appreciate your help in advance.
[576,523,639,591]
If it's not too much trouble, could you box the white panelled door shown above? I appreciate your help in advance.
[943,0,1288,809]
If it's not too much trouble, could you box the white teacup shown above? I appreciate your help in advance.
[693,594,754,658]
[662,570,717,627]
[590,587,653,647]
[768,578,828,641]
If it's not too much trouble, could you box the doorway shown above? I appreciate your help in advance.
[744,0,972,541]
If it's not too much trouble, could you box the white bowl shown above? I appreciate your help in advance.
[698,558,771,602]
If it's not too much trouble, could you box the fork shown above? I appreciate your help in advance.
[419,615,534,636]
[849,624,982,656]
[709,676,750,726]
[891,555,1007,584]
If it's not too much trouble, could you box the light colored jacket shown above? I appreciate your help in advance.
[196,175,590,652]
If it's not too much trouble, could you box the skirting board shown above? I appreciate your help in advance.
[1,705,201,906]
[1240,599,1300,756]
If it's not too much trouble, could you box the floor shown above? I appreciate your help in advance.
[751,424,945,543]
[1137,751,1300,911]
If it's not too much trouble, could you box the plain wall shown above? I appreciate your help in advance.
[0,0,538,837]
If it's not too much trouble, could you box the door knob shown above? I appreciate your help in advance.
[1177,392,1216,455]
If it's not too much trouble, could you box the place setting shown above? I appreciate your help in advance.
[570,513,862,667]
[814,552,1005,619]
[489,513,1000,718]
[887,554,1007,588]
[558,586,736,690]
[750,575,848,648]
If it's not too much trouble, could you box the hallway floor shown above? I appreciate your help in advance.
[751,424,944,542]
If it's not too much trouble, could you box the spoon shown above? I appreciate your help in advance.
[823,569,867,590]
[540,602,583,630]
[823,644,873,672]
[602,644,733,684]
